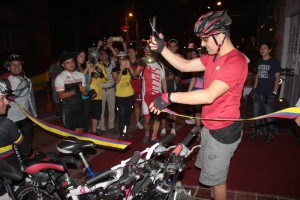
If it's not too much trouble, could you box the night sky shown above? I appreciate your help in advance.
[46,0,269,50]
[0,0,276,76]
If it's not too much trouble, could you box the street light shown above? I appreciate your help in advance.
[125,12,139,42]
[125,13,133,41]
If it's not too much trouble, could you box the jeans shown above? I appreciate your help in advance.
[99,87,115,130]
[82,99,91,133]
[116,95,134,134]
[253,94,277,134]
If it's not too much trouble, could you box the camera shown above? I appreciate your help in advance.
[90,57,96,65]
[112,36,122,42]
[87,89,96,99]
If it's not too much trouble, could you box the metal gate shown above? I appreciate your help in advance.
[283,13,300,106]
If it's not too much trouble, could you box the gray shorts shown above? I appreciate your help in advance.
[195,127,242,186]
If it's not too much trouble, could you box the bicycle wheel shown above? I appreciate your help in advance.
[16,185,63,200]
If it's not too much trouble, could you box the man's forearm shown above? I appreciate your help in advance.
[161,48,189,72]
[57,90,76,100]
[170,90,212,105]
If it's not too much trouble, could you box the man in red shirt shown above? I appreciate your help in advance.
[149,10,248,200]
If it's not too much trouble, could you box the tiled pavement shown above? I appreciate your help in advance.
[32,91,299,200]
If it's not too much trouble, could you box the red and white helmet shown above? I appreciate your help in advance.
[194,10,232,38]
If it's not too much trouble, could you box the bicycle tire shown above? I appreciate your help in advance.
[16,185,63,200]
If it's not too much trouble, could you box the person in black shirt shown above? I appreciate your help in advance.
[250,41,281,144]
[0,80,29,171]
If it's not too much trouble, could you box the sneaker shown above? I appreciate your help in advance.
[125,133,133,139]
[264,133,274,144]
[250,130,262,139]
[170,128,176,135]
[119,134,125,140]
[136,122,144,129]
[106,128,116,134]
[185,119,195,124]
[160,128,166,136]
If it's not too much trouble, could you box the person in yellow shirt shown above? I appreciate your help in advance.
[112,51,134,139]
[88,48,108,134]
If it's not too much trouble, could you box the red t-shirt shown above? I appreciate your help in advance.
[200,49,248,130]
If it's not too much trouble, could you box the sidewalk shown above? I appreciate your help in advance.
[33,91,299,200]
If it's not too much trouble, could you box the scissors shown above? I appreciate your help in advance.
[149,16,159,37]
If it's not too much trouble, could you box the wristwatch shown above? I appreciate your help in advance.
[272,92,277,95]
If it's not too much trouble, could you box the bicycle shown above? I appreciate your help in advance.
[132,132,199,200]
[16,132,198,200]
[14,134,174,199]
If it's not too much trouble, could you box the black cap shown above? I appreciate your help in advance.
[59,52,74,64]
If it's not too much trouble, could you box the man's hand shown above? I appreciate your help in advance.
[149,93,172,115]
[149,33,165,53]
[249,88,256,98]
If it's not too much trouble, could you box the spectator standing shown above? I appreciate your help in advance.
[139,48,167,145]
[160,39,181,136]
[3,54,37,156]
[55,52,87,133]
[75,50,92,133]
[87,47,107,134]
[48,58,63,116]
[112,51,135,139]
[250,41,281,144]
[97,47,116,134]
[187,49,204,138]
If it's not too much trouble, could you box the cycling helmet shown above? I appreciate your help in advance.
[3,54,24,69]
[194,10,232,37]
[88,47,100,59]
[0,80,11,96]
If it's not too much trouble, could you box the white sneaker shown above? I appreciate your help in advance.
[185,119,195,124]
[160,128,166,136]
[136,122,144,129]
[170,128,176,135]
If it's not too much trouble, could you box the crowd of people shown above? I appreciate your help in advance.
[47,36,202,143]
[0,9,299,200]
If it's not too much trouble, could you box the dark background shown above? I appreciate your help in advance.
[0,0,277,76]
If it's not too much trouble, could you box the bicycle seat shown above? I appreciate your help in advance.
[0,158,23,181]
[56,137,96,154]
[22,151,67,174]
